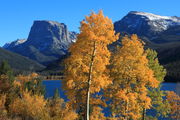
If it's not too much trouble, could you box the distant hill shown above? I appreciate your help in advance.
[154,42,180,82]
[0,47,45,72]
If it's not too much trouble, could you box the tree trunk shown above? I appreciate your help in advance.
[142,108,146,120]
[124,89,129,120]
[124,100,129,120]
[86,41,96,120]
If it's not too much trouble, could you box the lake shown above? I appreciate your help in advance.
[42,80,180,98]
[42,80,179,119]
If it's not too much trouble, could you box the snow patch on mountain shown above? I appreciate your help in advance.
[3,39,27,48]
[14,39,27,45]
[131,11,171,20]
[130,11,180,30]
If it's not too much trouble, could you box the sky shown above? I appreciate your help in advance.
[0,0,180,46]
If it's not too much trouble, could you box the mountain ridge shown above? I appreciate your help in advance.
[114,11,180,39]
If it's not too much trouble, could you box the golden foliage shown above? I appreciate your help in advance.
[166,91,180,119]
[107,35,158,119]
[9,91,49,120]
[47,98,78,120]
[60,106,78,120]
[0,75,11,93]
[90,106,106,120]
[64,10,119,113]
[13,73,44,95]
[0,94,6,109]
[0,94,7,117]
[15,72,39,86]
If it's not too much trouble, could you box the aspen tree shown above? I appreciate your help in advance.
[63,10,118,120]
[107,35,158,120]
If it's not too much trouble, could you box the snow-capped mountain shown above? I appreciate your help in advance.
[114,11,180,39]
[3,20,77,65]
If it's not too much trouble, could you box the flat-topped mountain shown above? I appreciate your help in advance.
[4,20,76,65]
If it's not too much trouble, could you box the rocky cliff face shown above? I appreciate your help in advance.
[4,20,77,65]
[114,11,180,39]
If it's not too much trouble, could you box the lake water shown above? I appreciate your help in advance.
[42,80,66,99]
[42,80,179,119]
[42,80,179,98]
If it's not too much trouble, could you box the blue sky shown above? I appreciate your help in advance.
[0,0,180,46]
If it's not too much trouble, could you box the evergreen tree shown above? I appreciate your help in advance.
[0,60,14,86]
[53,88,60,99]
[0,61,16,112]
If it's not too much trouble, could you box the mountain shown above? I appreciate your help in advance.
[3,39,27,49]
[114,11,180,39]
[151,25,180,82]
[151,25,180,43]
[0,47,45,72]
[3,12,180,82]
[114,11,180,82]
[4,20,76,65]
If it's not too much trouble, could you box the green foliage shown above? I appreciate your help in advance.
[0,60,14,84]
[24,77,45,96]
[146,49,166,84]
[0,61,21,115]
[146,49,170,119]
[53,88,60,99]
[147,88,171,118]
[0,61,12,75]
